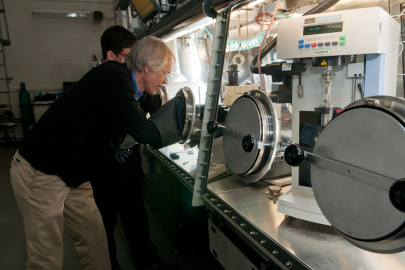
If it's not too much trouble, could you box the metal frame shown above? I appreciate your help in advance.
[192,6,232,206]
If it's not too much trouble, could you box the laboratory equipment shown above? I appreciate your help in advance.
[276,7,400,225]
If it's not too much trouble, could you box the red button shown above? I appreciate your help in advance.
[336,109,342,113]
[311,43,317,47]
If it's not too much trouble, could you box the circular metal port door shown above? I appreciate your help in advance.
[312,96,405,253]
[176,87,196,144]
[223,90,280,184]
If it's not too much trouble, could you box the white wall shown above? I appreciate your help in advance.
[0,0,116,139]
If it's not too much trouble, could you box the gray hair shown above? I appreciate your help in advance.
[125,36,175,73]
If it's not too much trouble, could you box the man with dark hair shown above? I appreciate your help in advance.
[101,25,137,63]
[93,27,179,270]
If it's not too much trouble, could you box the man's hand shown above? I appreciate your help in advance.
[188,128,202,148]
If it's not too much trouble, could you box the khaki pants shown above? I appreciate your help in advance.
[10,150,111,270]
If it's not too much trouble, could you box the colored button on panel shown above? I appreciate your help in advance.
[340,36,346,40]
[318,43,324,46]
[339,41,345,45]
[298,44,304,48]
[299,40,304,44]
[305,44,310,48]
[311,43,317,47]
[332,41,338,45]
[325,42,331,46]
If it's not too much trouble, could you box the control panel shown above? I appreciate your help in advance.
[277,7,399,59]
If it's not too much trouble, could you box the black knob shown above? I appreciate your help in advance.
[389,179,405,213]
[284,143,305,167]
[207,120,218,134]
[242,134,255,152]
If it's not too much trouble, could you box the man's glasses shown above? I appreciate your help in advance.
[162,69,172,83]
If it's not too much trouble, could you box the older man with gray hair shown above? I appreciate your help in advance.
[126,36,174,96]
[10,36,183,270]
[93,34,180,270]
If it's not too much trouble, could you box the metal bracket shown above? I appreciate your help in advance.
[306,152,394,192]
[284,143,395,192]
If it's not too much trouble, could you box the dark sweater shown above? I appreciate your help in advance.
[19,61,161,187]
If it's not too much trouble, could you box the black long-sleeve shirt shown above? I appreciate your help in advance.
[19,61,161,187]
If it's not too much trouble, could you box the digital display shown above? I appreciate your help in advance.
[130,0,161,22]
[303,23,343,36]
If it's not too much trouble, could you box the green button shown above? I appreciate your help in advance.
[339,41,345,45]
[340,36,345,40]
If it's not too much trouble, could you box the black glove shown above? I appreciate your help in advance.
[188,128,201,148]
[148,92,186,149]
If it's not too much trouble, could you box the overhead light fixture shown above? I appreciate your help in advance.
[163,0,287,43]
[32,9,91,17]
[163,17,216,42]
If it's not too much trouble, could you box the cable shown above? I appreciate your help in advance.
[100,8,115,19]
[393,14,405,19]
[357,83,363,98]
[258,0,282,93]
[399,41,405,57]
[392,7,405,19]
[398,42,405,75]
[254,6,277,26]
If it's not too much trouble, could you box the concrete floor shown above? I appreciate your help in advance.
[0,145,224,270]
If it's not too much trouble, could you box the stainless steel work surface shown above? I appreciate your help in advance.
[208,175,273,194]
[208,174,251,194]
[158,144,198,175]
[216,186,405,270]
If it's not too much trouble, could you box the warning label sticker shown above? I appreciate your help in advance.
[313,48,331,56]
[321,59,327,65]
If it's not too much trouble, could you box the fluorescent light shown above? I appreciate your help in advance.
[32,9,91,17]
[163,17,216,42]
